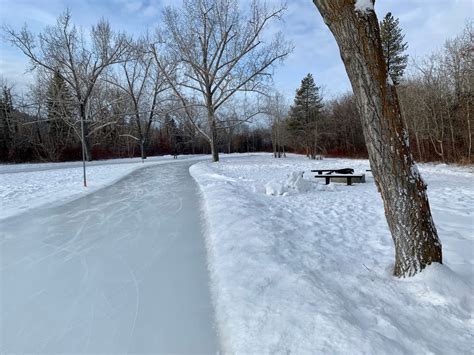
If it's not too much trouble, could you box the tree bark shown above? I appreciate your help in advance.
[313,0,442,277]
[272,127,277,158]
[79,104,92,161]
[210,118,219,162]
[467,98,472,162]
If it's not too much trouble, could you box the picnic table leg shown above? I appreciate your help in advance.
[325,176,330,185]
[347,177,352,186]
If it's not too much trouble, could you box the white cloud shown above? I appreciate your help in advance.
[0,0,471,100]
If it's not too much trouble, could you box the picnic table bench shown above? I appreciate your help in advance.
[314,173,365,186]
[311,168,354,175]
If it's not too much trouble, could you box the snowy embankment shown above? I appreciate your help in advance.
[190,154,473,354]
[0,155,207,221]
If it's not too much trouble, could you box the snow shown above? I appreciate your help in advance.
[0,155,206,221]
[387,75,394,86]
[190,154,473,354]
[1,161,218,353]
[265,171,313,196]
[355,0,374,13]
[265,179,286,196]
[2,153,472,353]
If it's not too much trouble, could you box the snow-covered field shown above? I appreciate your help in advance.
[190,154,473,354]
[1,153,472,353]
[0,155,206,221]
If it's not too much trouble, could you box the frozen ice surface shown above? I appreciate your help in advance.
[0,154,208,220]
[0,162,219,353]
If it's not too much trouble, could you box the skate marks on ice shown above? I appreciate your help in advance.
[0,162,219,354]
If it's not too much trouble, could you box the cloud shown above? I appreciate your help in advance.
[0,0,471,99]
[0,50,33,93]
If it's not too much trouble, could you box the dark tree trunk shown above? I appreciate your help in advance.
[140,139,146,160]
[210,119,219,162]
[272,127,277,158]
[313,0,442,277]
[79,104,92,161]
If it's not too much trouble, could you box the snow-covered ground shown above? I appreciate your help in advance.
[0,155,207,221]
[190,154,473,354]
[1,153,472,353]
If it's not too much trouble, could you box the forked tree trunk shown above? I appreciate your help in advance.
[313,0,442,277]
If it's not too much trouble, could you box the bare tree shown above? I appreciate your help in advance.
[442,22,473,162]
[312,0,442,277]
[154,0,292,162]
[4,10,130,164]
[398,23,473,164]
[108,38,169,159]
[265,91,288,158]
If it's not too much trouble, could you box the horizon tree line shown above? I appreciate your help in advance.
[2,0,291,163]
[1,6,471,165]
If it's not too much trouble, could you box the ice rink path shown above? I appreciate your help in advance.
[0,161,219,353]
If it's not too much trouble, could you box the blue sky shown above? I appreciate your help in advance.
[0,0,472,100]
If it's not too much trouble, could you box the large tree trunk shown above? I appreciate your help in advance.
[140,138,146,160]
[467,98,472,162]
[136,117,148,160]
[272,126,278,158]
[210,118,219,162]
[313,0,442,277]
[79,104,92,161]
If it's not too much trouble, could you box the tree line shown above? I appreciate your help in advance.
[1,0,290,163]
[1,5,472,165]
[266,17,472,164]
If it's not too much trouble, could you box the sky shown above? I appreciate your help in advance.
[0,0,472,100]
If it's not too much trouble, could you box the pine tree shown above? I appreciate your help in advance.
[380,12,409,85]
[288,73,323,158]
[0,86,14,160]
[164,116,182,156]
[46,70,74,152]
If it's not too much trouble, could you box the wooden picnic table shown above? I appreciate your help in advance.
[313,173,364,186]
[311,168,354,175]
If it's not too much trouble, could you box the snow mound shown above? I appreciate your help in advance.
[265,171,312,196]
[405,263,472,309]
[265,179,286,196]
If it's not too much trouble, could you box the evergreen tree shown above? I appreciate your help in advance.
[164,116,182,156]
[46,70,74,152]
[287,73,323,158]
[0,86,14,160]
[380,12,409,85]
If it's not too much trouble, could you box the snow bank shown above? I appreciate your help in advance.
[265,179,286,196]
[191,154,473,354]
[0,155,207,220]
[265,171,313,196]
